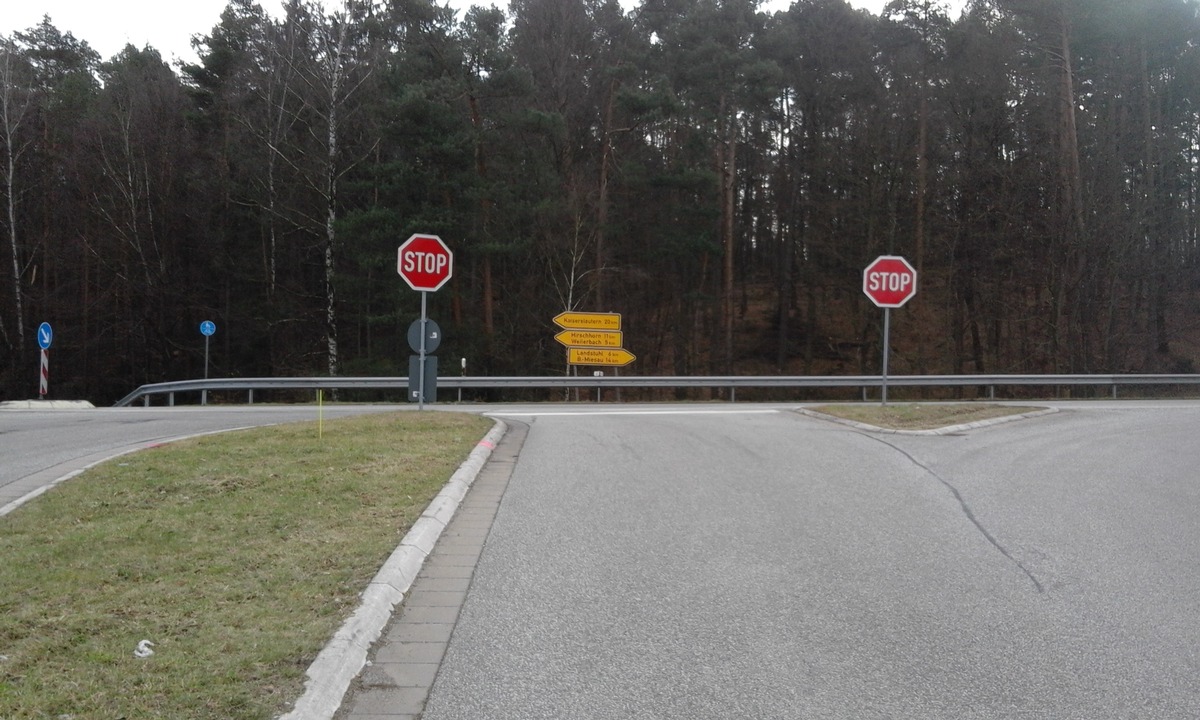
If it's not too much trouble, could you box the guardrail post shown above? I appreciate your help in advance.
[1112,384,1117,399]
[249,389,255,404]
[731,386,736,403]
[169,392,175,407]
[989,385,995,400]
[143,395,150,408]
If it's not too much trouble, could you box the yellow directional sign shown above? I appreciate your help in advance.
[553,311,622,331]
[554,329,624,348]
[567,347,637,367]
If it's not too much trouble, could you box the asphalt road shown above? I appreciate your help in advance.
[419,403,1200,720]
[6,401,1200,718]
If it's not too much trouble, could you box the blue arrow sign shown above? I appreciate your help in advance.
[200,320,216,337]
[37,322,52,350]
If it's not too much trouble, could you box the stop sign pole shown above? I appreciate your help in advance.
[863,255,918,405]
[398,234,453,410]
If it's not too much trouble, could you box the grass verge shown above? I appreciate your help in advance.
[0,411,494,720]
[810,402,1035,430]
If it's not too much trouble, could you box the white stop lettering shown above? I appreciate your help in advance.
[403,251,448,275]
[868,271,911,292]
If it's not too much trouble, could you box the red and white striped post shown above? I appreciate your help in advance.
[39,349,49,398]
[36,322,53,399]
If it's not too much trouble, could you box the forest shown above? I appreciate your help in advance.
[2,0,1200,404]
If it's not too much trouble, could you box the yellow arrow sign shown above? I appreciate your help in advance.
[554,329,624,348]
[567,347,637,367]
[553,311,622,331]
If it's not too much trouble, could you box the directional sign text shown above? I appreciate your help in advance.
[567,347,636,367]
[555,330,624,348]
[553,312,622,331]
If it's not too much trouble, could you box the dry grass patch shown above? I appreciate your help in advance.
[810,403,1035,430]
[0,411,493,720]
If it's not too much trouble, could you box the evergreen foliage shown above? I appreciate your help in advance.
[2,0,1200,403]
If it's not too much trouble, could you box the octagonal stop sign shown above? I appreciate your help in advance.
[398,234,453,292]
[863,255,917,308]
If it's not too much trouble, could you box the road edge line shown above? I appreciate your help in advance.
[0,426,263,518]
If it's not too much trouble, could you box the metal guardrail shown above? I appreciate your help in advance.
[112,374,1200,407]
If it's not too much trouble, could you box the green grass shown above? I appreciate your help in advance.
[810,402,1035,430]
[0,411,494,720]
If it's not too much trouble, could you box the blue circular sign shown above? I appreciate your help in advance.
[37,322,52,350]
[200,320,216,337]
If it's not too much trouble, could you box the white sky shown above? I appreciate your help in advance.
[1,0,954,66]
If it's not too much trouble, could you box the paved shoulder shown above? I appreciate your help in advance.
[334,421,528,720]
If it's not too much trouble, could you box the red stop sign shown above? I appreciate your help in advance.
[863,255,917,308]
[398,234,453,292]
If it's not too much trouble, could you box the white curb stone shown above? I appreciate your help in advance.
[278,419,507,720]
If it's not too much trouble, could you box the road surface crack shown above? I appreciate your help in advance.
[865,435,1045,594]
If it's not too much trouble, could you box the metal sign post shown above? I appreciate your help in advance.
[862,256,917,407]
[881,308,891,406]
[406,315,440,407]
[418,291,428,411]
[459,357,466,403]
[37,322,52,399]
[200,321,216,405]
[398,233,452,410]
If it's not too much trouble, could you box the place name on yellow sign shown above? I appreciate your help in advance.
[554,330,624,348]
[567,347,636,367]
[553,311,622,331]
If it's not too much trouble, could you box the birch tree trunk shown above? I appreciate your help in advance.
[287,0,376,377]
[0,40,30,352]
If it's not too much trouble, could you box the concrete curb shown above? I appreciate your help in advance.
[278,419,508,720]
[0,400,95,410]
[797,406,1059,435]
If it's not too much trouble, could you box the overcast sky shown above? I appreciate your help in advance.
[3,0,957,66]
